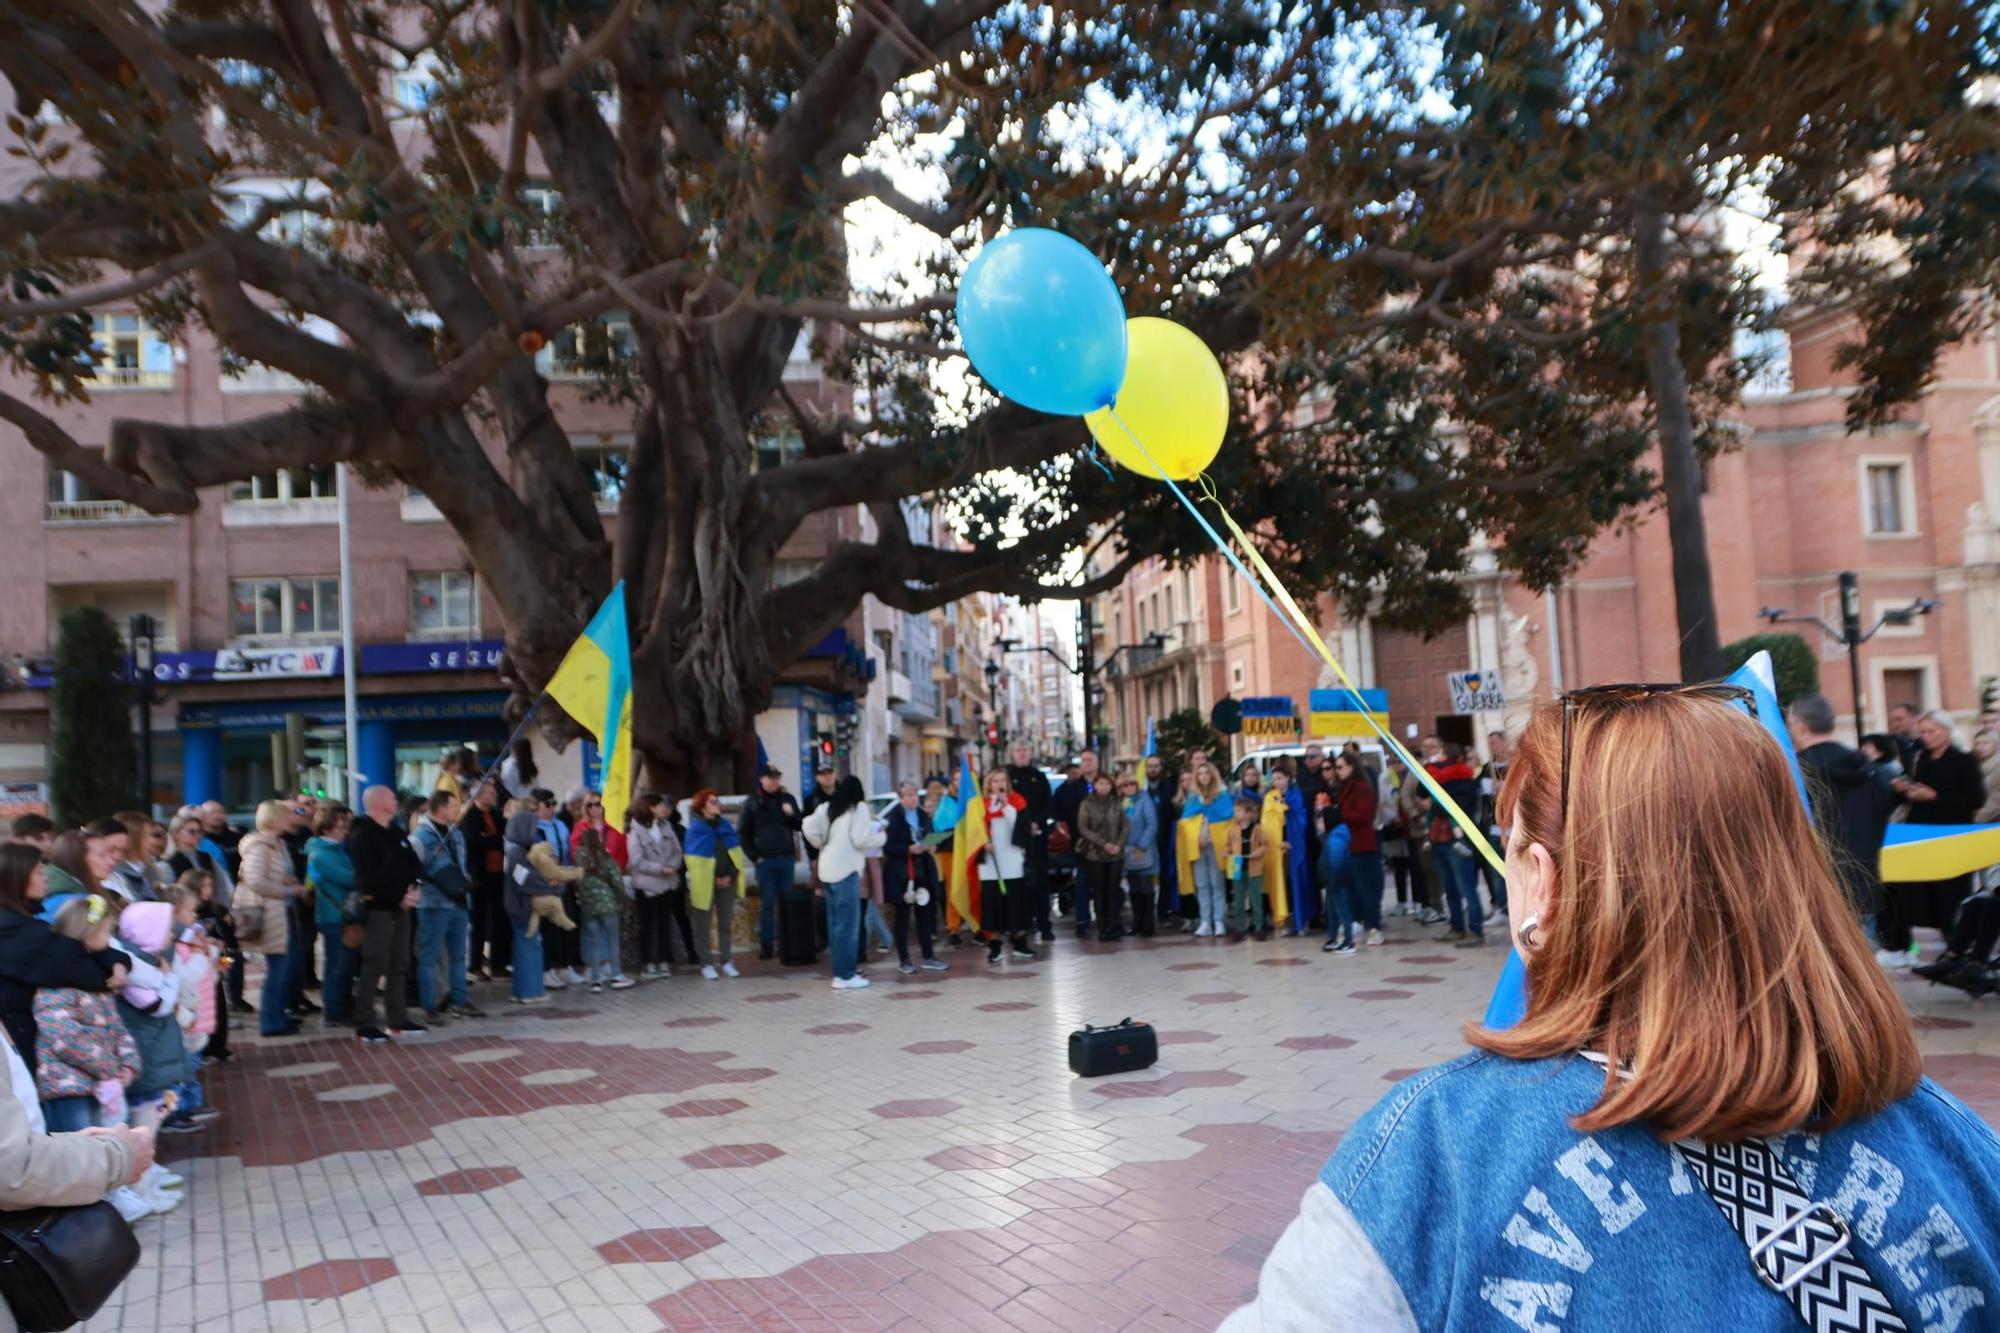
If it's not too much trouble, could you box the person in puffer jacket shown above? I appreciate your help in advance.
[112,902,193,1142]
[502,808,574,1005]
[34,897,141,1133]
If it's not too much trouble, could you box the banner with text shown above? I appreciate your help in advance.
[1240,696,1300,740]
[1309,687,1390,738]
[1447,670,1505,715]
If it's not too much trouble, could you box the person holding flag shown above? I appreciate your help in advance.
[543,585,636,832]
[973,769,1036,963]
[942,756,981,947]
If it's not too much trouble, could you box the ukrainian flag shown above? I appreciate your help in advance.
[545,583,636,830]
[1138,719,1156,791]
[948,752,985,933]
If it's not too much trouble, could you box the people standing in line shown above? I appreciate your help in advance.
[1226,795,1271,942]
[1260,768,1294,932]
[802,766,838,818]
[412,790,484,1024]
[1424,743,1486,948]
[235,801,306,1038]
[934,771,977,947]
[1276,760,1311,931]
[1186,760,1235,937]
[34,897,141,1134]
[627,793,690,978]
[1120,768,1159,938]
[7,814,54,852]
[1077,770,1129,942]
[573,826,634,992]
[1859,732,1907,778]
[684,790,746,981]
[459,780,511,982]
[1787,693,1898,938]
[501,807,554,1007]
[277,798,320,1023]
[881,782,947,975]
[169,811,247,1015]
[434,749,468,807]
[142,819,176,897]
[1887,699,1925,768]
[306,805,359,1028]
[1004,742,1055,942]
[345,785,425,1044]
[1227,688,2000,1333]
[975,768,1037,964]
[803,776,886,990]
[1051,751,1099,937]
[1146,755,1179,930]
[738,766,803,963]
[105,813,156,903]
[1394,758,1437,922]
[1882,709,1987,969]
[497,738,536,804]
[197,801,243,887]
[1323,751,1383,953]
[1475,733,1510,923]
[0,844,126,1083]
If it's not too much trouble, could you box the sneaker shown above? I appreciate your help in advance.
[831,975,871,990]
[1875,948,1912,971]
[228,999,256,1016]
[1440,929,1468,943]
[469,967,491,983]
[920,958,949,972]
[1192,922,1213,937]
[187,1105,222,1125]
[701,965,719,980]
[608,975,636,990]
[589,982,604,994]
[142,1179,183,1214]
[448,1003,486,1018]
[1010,945,1038,961]
[355,1027,390,1044]
[1333,941,1358,956]
[1455,935,1487,949]
[158,1113,202,1136]
[986,943,1003,964]
[758,944,775,961]
[1038,928,1056,943]
[563,967,588,986]
[509,994,549,1006]
[147,1165,184,1189]
[1364,929,1385,947]
[720,962,741,978]
[390,1023,428,1037]
[109,1186,153,1223]
[290,998,321,1015]
[543,970,568,991]
[899,962,918,975]
[1486,907,1509,925]
[423,1008,451,1025]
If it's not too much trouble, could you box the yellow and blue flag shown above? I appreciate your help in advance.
[1138,718,1156,791]
[948,752,985,932]
[684,815,747,912]
[545,583,635,830]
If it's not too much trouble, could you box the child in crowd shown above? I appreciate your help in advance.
[112,900,195,1216]
[179,869,233,1061]
[35,897,141,1134]
[1227,795,1271,942]
[573,828,634,992]
[167,886,223,1125]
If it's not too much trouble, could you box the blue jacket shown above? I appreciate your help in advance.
[1224,1051,2000,1332]
[410,817,468,910]
[1122,791,1158,871]
[307,835,356,927]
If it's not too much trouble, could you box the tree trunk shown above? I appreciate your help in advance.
[1633,197,1726,683]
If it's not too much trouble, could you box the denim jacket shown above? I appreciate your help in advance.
[410,818,468,911]
[1224,1051,2000,1332]
[1123,791,1158,871]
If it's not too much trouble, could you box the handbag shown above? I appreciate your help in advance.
[1675,1136,1907,1333]
[229,884,264,949]
[0,1200,141,1331]
[424,860,471,906]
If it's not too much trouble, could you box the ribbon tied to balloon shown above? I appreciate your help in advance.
[954,227,1505,912]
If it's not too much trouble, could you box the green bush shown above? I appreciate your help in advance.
[1720,631,1819,706]
[50,607,137,824]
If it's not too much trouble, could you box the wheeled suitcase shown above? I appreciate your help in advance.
[1068,1018,1158,1077]
[779,892,819,966]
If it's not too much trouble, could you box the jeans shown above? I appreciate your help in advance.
[826,873,861,980]
[1191,852,1225,927]
[259,949,292,1035]
[1481,835,1507,912]
[1321,844,1354,946]
[755,858,795,948]
[1441,841,1485,937]
[354,909,412,1031]
[580,914,621,980]
[1229,874,1268,933]
[318,922,357,1023]
[42,1096,96,1132]
[1086,860,1123,936]
[690,887,737,965]
[471,875,510,974]
[284,899,313,1010]
[862,900,894,954]
[511,923,545,1000]
[417,905,470,1011]
[1346,850,1385,932]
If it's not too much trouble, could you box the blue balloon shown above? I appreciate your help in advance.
[956,228,1128,416]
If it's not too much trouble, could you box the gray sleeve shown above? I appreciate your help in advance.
[1217,1181,1419,1333]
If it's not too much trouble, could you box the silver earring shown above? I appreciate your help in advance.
[1518,914,1543,952]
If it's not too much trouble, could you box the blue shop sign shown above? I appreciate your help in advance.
[20,639,505,688]
[178,691,509,731]
[361,640,506,674]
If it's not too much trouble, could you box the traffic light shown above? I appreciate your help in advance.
[985,723,999,745]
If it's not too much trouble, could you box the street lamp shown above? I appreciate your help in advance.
[128,612,156,812]
[1760,569,1940,743]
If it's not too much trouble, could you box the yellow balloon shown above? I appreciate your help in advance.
[1085,317,1229,480]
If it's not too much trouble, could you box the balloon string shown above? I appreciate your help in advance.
[1107,410,1505,876]
[1080,440,1116,482]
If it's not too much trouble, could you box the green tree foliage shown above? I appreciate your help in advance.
[1152,709,1224,789]
[49,607,135,825]
[1721,633,1820,707]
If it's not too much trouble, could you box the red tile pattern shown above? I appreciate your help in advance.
[976,1000,1036,1012]
[1092,1070,1246,1100]
[1167,962,1219,972]
[1278,1034,1357,1052]
[1154,1030,1219,1045]
[1401,954,1458,964]
[1349,989,1415,1001]
[662,1014,729,1028]
[680,1142,786,1170]
[926,1143,1035,1171]
[744,992,803,1003]
[1913,1015,1974,1031]
[1382,1066,1425,1081]
[903,1039,975,1055]
[1186,991,1249,1005]
[869,1098,963,1119]
[660,1097,751,1118]
[263,1258,398,1302]
[1382,974,1445,985]
[1925,1054,2000,1124]
[596,1226,727,1264]
[1256,956,1313,966]
[806,1022,871,1035]
[414,1166,523,1196]
[885,989,942,1001]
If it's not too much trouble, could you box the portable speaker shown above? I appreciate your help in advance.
[1067,1017,1159,1077]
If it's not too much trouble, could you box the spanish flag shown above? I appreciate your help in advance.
[545,584,635,830]
[948,752,984,933]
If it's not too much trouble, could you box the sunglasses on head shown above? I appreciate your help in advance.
[1558,681,1755,824]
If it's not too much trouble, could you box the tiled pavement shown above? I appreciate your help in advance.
[93,923,2000,1332]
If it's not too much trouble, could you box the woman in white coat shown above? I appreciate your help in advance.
[802,776,885,990]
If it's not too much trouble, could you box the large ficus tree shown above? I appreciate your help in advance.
[9,2,1978,785]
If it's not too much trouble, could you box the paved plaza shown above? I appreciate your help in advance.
[95,927,2000,1333]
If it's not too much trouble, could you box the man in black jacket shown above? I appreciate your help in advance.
[738,765,803,961]
[346,785,423,1044]
[1050,750,1099,936]
[459,780,510,980]
[1005,741,1055,940]
[1790,693,1897,927]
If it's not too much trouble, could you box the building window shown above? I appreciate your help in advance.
[1862,460,1912,535]
[518,186,562,246]
[227,464,338,502]
[574,442,629,506]
[1226,574,1241,614]
[411,572,477,637]
[220,187,326,250]
[231,577,340,640]
[1230,661,1245,690]
[92,313,173,388]
[44,453,153,522]
[753,425,805,472]
[539,312,634,380]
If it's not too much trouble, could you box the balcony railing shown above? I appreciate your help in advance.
[99,366,172,389]
[44,499,162,523]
